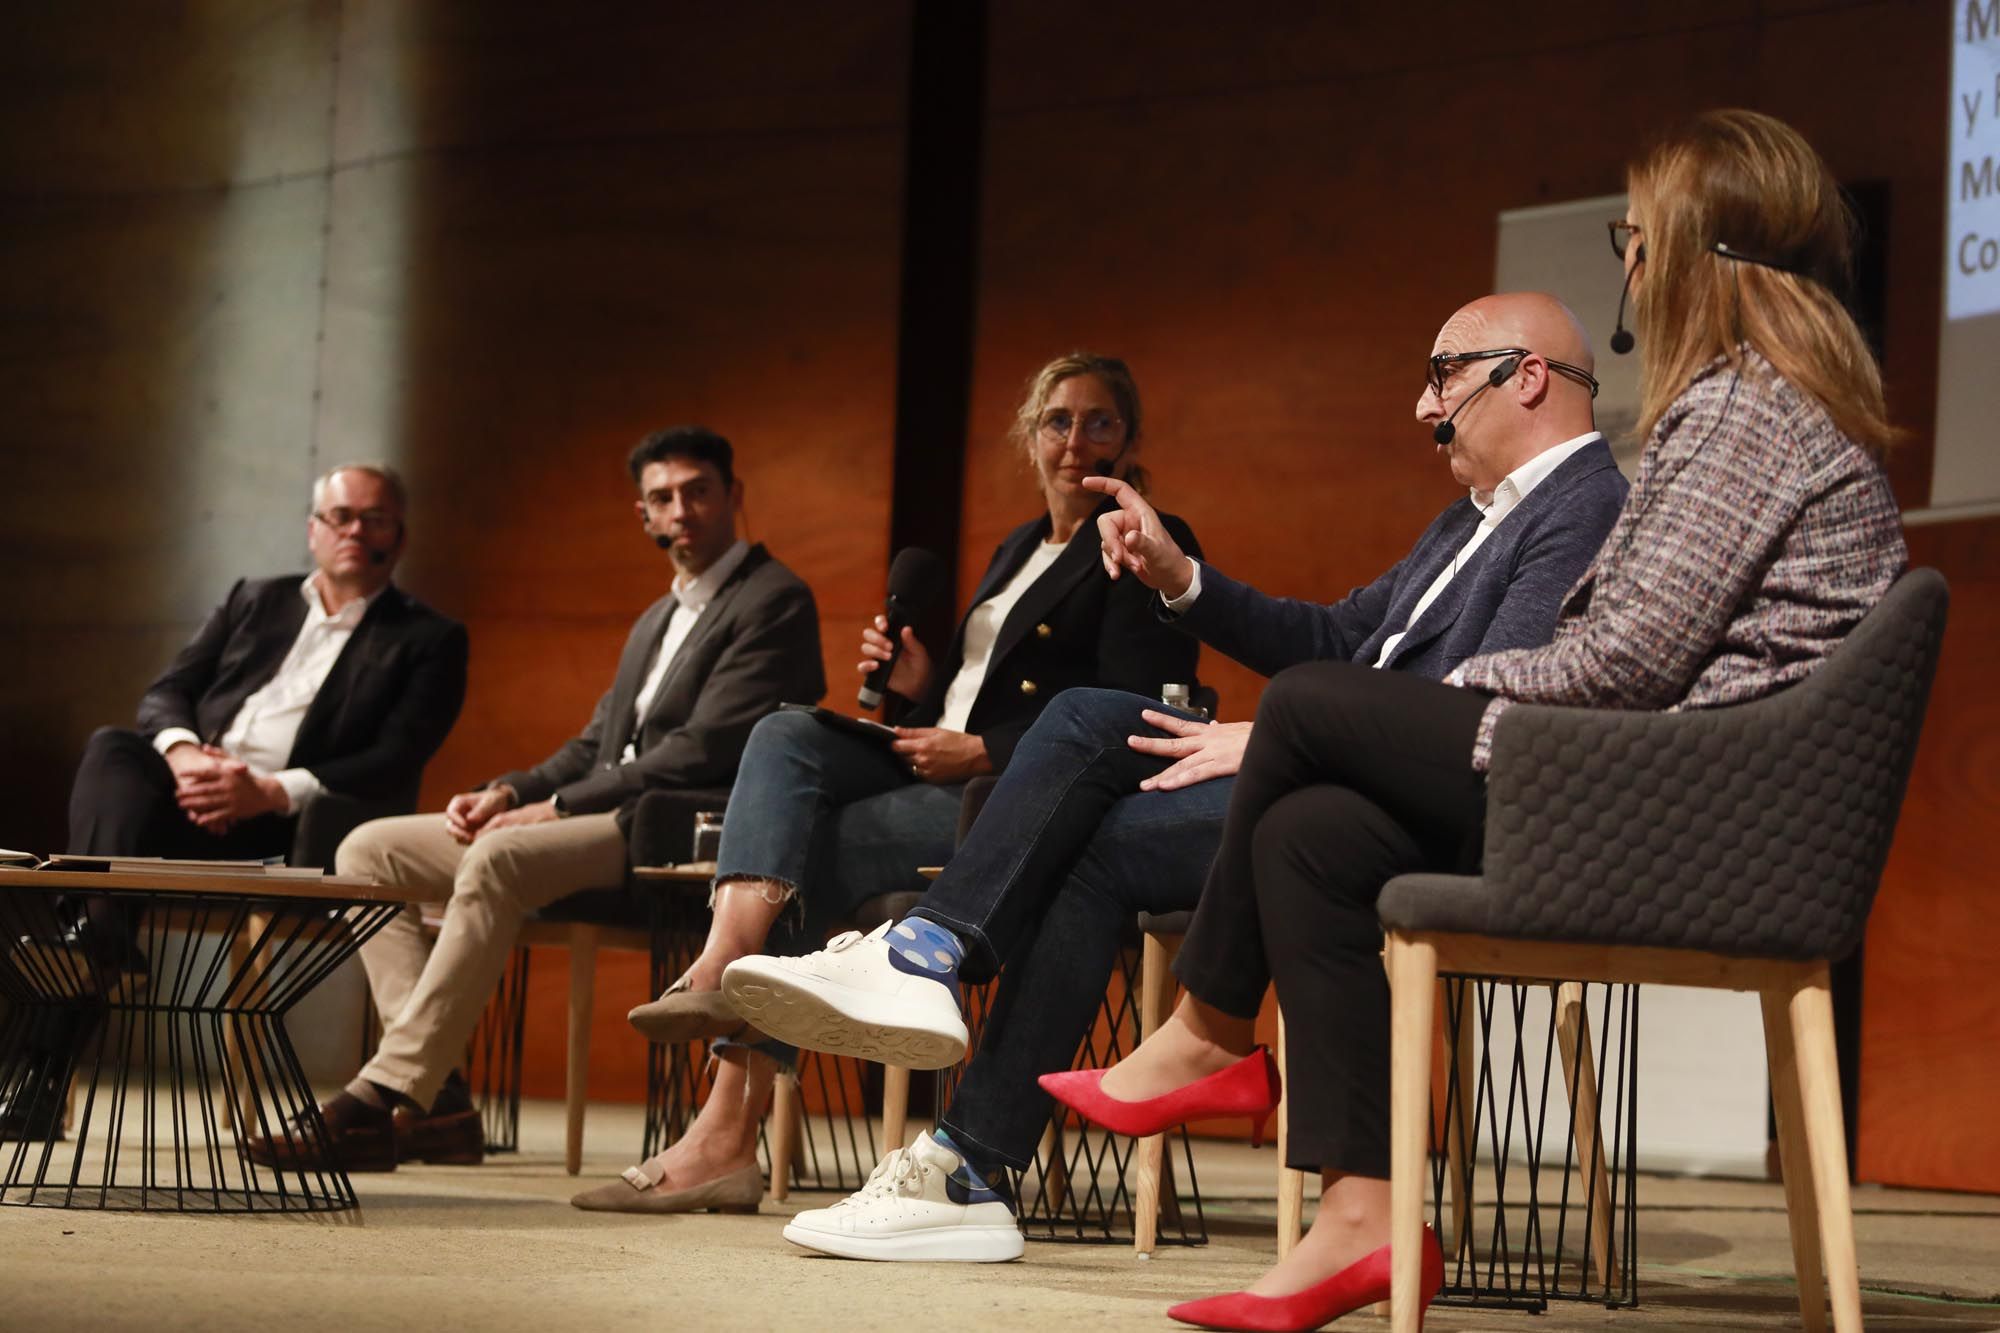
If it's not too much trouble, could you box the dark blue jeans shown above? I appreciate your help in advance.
[714,708,965,952]
[911,688,1231,1172]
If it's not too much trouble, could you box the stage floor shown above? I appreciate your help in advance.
[2,1097,1994,1330]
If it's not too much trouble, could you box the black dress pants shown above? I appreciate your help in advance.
[68,727,294,862]
[1172,661,1491,1178]
[65,726,294,939]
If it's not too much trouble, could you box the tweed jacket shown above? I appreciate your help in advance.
[1173,438,1627,683]
[1455,350,1908,769]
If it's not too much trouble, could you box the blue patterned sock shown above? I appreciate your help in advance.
[931,1128,1008,1207]
[884,916,964,988]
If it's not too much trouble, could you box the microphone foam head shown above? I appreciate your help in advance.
[1432,421,1455,446]
[1609,329,1635,355]
[886,546,946,611]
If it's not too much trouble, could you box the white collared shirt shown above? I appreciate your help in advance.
[621,539,751,762]
[152,576,384,813]
[1162,432,1601,669]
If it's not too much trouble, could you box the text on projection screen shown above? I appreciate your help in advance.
[1937,1,2000,507]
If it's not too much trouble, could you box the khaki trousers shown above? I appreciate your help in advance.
[336,811,627,1109]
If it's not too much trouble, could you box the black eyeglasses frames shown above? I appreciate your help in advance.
[1427,347,1601,400]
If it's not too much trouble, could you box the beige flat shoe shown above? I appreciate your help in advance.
[569,1162,763,1214]
[627,977,762,1044]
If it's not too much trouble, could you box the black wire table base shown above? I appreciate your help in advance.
[0,877,405,1213]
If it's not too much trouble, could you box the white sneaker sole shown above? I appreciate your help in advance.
[781,1219,1024,1262]
[723,958,968,1070]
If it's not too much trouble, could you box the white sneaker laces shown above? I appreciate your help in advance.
[848,1147,923,1204]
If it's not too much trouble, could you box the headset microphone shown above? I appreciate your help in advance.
[1092,437,1133,478]
[1431,357,1519,446]
[1609,242,1644,355]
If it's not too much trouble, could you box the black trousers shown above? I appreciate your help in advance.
[1173,661,1491,1178]
[65,726,294,938]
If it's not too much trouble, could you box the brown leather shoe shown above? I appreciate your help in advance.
[244,1092,397,1173]
[395,1103,484,1166]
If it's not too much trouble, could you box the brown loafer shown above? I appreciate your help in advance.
[570,1162,762,1214]
[394,1072,484,1165]
[396,1106,484,1165]
[628,977,762,1044]
[244,1092,396,1173]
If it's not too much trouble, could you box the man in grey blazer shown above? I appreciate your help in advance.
[251,427,825,1172]
[732,294,1631,1259]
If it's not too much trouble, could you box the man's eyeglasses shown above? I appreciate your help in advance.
[1427,348,1601,399]
[1608,220,1642,261]
[313,508,399,534]
[1038,409,1125,446]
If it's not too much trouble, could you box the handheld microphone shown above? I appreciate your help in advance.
[858,547,946,711]
[1431,357,1519,446]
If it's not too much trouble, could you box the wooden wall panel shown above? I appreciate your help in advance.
[1859,519,2000,1193]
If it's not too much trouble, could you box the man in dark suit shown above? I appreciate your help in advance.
[66,462,469,868]
[0,464,471,1142]
[249,426,826,1172]
[725,293,1633,1263]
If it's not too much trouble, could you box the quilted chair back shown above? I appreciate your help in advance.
[1461,568,1946,960]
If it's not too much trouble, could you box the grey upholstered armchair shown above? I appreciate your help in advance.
[1376,567,1948,1333]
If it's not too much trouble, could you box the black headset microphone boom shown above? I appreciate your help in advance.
[1431,357,1520,447]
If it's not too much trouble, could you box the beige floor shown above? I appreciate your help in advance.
[2,1098,1995,1332]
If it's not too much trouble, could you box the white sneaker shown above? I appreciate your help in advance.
[721,921,969,1069]
[782,1133,1024,1262]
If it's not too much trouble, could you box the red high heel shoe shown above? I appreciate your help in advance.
[1167,1225,1445,1331]
[1037,1047,1281,1146]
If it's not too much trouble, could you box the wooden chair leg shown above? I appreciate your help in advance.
[1438,977,1475,1260]
[1776,967,1863,1332]
[1387,934,1439,1333]
[1135,931,1178,1255]
[564,926,598,1176]
[1276,1008,1306,1257]
[1762,983,1828,1333]
[768,1069,800,1201]
[882,1064,910,1152]
[1554,981,1615,1288]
